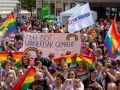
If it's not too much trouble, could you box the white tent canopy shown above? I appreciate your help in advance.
[60,4,97,25]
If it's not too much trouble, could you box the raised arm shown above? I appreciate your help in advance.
[42,66,54,85]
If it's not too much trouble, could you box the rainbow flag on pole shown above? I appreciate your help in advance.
[11,66,36,90]
[0,12,17,42]
[104,16,120,59]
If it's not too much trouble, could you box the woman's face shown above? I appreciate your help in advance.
[62,64,68,71]
[37,63,42,69]
[68,71,76,79]
[6,74,14,84]
[5,63,11,71]
[17,70,24,79]
[105,61,111,67]
[23,57,28,65]
[52,72,58,78]
[55,77,62,85]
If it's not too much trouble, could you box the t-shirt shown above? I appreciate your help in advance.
[42,27,48,33]
[49,84,62,90]
[2,81,12,90]
[28,79,50,90]
[66,82,84,90]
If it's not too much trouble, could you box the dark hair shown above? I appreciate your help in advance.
[115,80,120,86]
[36,50,42,55]
[89,68,96,73]
[32,80,44,90]
[87,84,101,90]
[50,68,57,75]
[66,51,71,55]
[35,61,42,66]
[57,74,65,84]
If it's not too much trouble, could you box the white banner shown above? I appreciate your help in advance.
[23,33,81,58]
[68,3,94,33]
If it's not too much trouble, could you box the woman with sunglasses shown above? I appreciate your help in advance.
[62,69,84,90]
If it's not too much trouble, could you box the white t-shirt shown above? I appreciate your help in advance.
[66,82,84,90]
[82,33,88,42]
[42,27,48,33]
[49,84,62,90]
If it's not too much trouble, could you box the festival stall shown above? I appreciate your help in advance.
[60,4,97,25]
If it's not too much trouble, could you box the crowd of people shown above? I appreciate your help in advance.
[0,15,120,90]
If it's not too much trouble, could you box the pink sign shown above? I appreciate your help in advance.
[23,33,81,58]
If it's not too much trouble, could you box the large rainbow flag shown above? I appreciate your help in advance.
[104,16,120,59]
[0,52,23,62]
[11,66,36,90]
[0,12,17,42]
[54,54,95,67]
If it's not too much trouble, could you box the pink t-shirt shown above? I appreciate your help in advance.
[22,24,28,32]
[30,59,34,65]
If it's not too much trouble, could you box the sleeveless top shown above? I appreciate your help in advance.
[2,81,12,90]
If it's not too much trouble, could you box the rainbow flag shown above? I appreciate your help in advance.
[78,73,89,81]
[11,66,36,90]
[79,54,95,65]
[0,12,17,42]
[54,54,94,67]
[0,52,23,62]
[104,16,120,59]
[49,64,63,74]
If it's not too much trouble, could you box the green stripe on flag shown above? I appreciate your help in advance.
[21,83,31,90]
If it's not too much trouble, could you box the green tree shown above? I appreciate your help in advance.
[18,0,36,16]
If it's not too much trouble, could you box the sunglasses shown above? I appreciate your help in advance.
[69,73,74,75]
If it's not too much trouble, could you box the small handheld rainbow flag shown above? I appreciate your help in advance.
[11,66,36,90]
[49,64,63,74]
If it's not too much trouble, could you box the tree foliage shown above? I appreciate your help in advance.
[18,0,36,12]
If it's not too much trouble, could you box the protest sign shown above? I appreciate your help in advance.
[23,33,80,57]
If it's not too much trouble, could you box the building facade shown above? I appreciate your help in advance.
[37,0,120,19]
[37,0,76,16]
[76,0,120,19]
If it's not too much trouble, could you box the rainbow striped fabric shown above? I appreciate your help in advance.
[0,52,23,62]
[11,66,36,90]
[0,12,17,42]
[104,16,120,59]
[54,54,95,67]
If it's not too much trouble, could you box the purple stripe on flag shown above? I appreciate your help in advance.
[104,42,117,59]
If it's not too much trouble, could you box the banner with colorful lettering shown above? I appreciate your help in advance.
[68,3,94,33]
[23,33,80,57]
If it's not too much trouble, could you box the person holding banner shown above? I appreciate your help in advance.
[35,50,52,68]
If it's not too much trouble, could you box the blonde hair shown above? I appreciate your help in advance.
[108,83,117,90]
